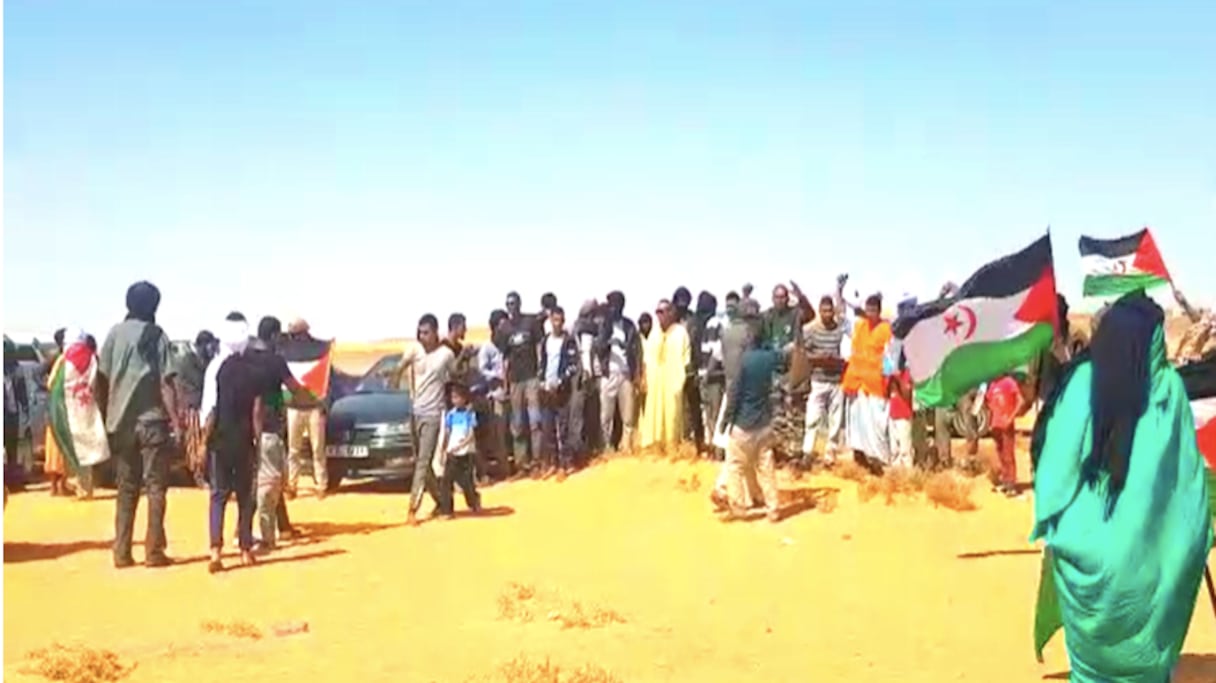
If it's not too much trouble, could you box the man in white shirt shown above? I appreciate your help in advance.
[397,314,456,526]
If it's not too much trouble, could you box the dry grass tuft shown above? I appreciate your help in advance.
[200,619,264,640]
[21,643,135,683]
[467,655,622,683]
[856,476,882,503]
[883,466,927,499]
[674,472,702,492]
[833,460,869,483]
[853,466,926,505]
[548,601,627,630]
[924,471,979,511]
[497,582,539,622]
[497,583,625,630]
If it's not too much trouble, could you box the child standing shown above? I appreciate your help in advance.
[886,353,914,468]
[439,383,482,518]
[985,374,1023,496]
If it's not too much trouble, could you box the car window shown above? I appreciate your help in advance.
[356,354,404,393]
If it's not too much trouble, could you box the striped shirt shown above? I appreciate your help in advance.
[803,319,848,384]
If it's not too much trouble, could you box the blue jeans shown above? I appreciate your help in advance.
[542,391,574,470]
[208,443,255,550]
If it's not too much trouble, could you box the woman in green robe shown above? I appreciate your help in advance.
[1031,292,1212,683]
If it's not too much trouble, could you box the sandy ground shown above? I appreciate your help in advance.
[5,450,1216,683]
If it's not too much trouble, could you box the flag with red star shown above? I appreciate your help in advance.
[891,234,1057,408]
[1079,228,1172,298]
[1179,359,1216,515]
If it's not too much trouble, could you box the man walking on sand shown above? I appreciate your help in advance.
[710,299,764,511]
[720,321,782,523]
[96,281,183,568]
[398,314,456,526]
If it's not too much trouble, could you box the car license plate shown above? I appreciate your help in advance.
[327,445,369,458]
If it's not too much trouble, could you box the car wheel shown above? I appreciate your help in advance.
[325,462,346,492]
[951,405,992,439]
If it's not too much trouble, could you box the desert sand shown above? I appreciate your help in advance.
[5,451,1216,682]
[4,341,1215,683]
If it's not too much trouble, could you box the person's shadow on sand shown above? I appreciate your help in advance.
[5,540,114,563]
[1044,653,1216,682]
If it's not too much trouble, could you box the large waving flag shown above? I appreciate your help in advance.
[1078,228,1172,298]
[279,337,333,401]
[893,235,1057,408]
[1179,359,1216,513]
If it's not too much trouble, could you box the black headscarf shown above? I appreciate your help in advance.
[1031,291,1162,510]
[125,281,161,324]
[695,291,717,320]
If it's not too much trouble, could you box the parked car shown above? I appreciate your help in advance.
[13,360,50,465]
[323,353,414,491]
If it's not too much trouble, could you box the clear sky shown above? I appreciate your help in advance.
[4,1,1214,342]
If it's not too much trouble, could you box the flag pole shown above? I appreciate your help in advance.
[1203,564,1216,618]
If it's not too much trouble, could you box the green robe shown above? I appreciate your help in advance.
[1031,327,1212,682]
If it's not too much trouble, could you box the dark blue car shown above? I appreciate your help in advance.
[323,353,414,491]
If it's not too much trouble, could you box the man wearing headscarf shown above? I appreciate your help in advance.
[96,281,182,569]
[594,291,642,452]
[686,291,720,456]
[570,300,602,455]
[710,299,765,510]
[176,330,217,487]
[1030,291,1212,681]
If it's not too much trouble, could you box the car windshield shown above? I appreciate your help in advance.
[356,354,404,394]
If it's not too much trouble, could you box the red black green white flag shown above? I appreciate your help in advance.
[1078,228,1172,298]
[279,337,333,401]
[1179,359,1216,512]
[892,235,1057,408]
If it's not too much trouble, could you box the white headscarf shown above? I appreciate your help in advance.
[200,318,249,418]
[61,327,89,350]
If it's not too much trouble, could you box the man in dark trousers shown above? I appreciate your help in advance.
[96,281,183,569]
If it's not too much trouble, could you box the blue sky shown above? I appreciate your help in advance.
[5,1,1214,341]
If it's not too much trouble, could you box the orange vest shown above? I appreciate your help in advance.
[842,318,891,397]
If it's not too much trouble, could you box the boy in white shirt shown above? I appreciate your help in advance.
[438,383,481,518]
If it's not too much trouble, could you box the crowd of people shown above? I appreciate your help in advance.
[5,277,1214,556]
[6,270,1216,683]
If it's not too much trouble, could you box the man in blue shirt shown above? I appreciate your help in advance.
[720,322,783,522]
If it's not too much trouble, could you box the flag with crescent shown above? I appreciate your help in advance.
[1178,359,1216,515]
[892,234,1058,408]
[1078,227,1172,298]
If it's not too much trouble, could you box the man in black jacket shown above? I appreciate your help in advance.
[595,291,643,452]
[538,307,582,479]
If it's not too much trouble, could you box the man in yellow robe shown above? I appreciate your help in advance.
[639,300,691,450]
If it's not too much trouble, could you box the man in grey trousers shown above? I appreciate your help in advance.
[397,314,455,526]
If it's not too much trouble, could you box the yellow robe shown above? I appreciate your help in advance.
[638,323,691,449]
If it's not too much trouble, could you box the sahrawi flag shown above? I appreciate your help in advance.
[1178,360,1216,513]
[1078,227,1172,298]
[893,235,1057,408]
[279,337,333,401]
